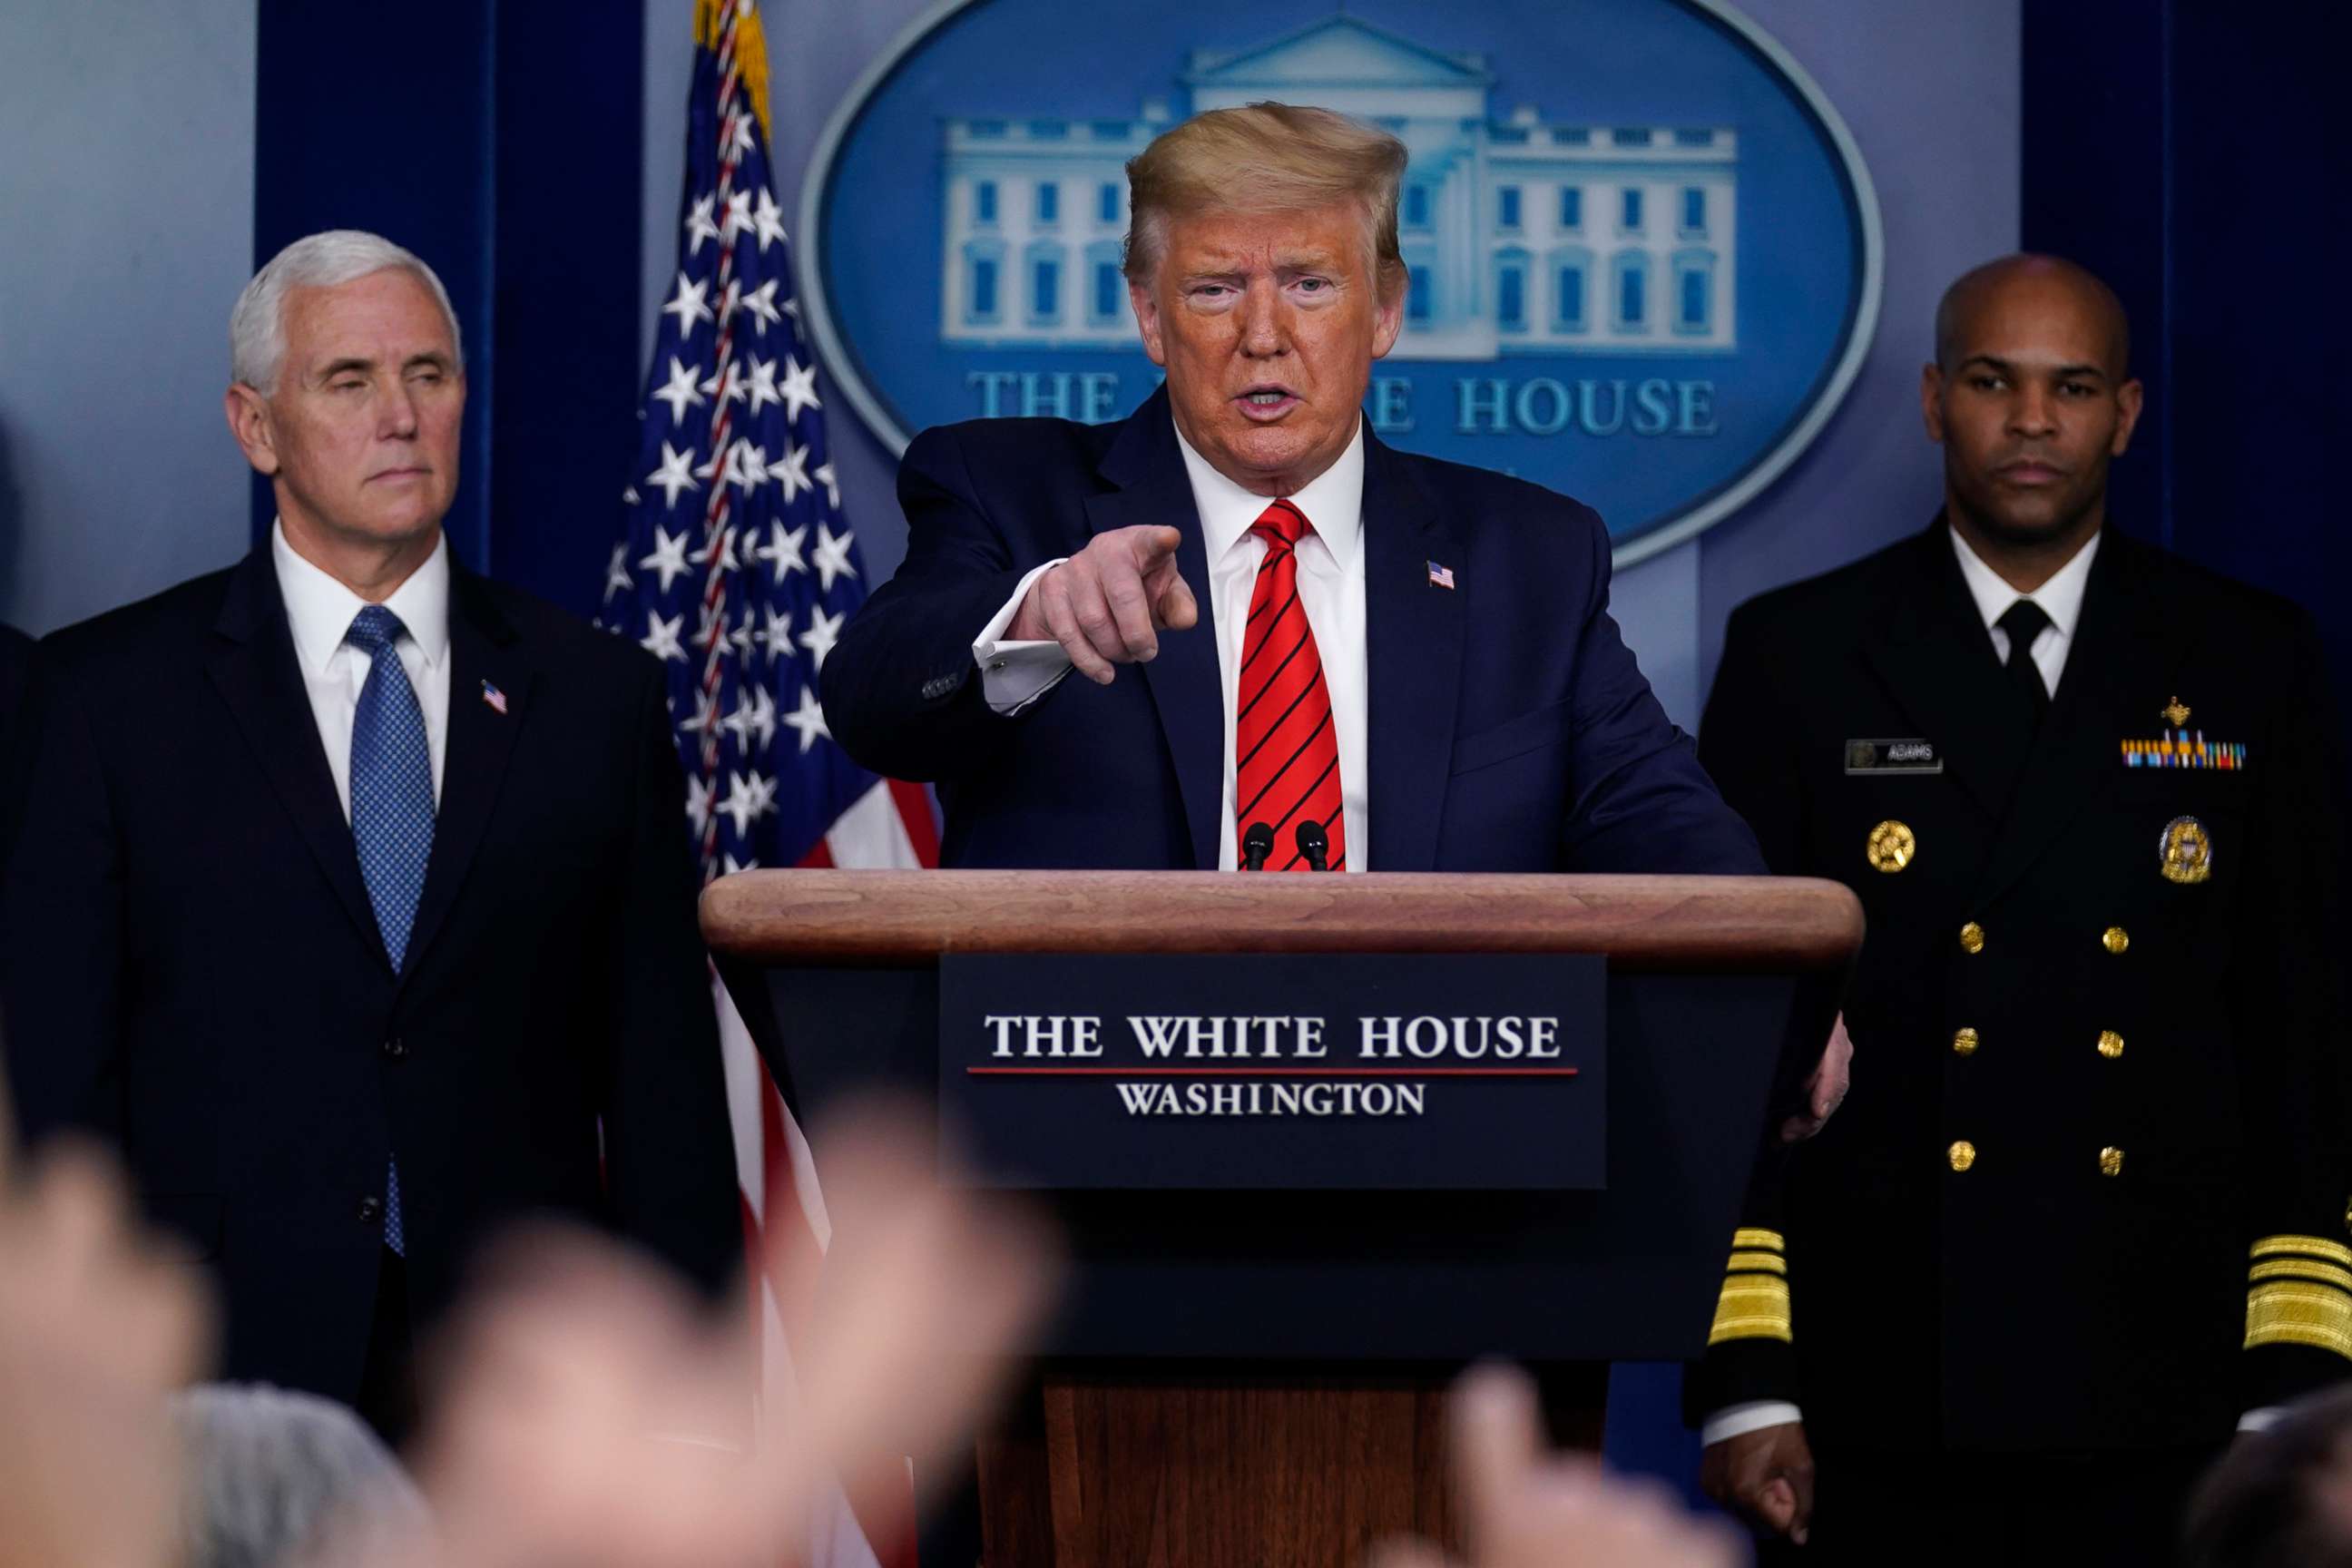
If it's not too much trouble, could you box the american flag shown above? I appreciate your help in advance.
[600,3,936,1564]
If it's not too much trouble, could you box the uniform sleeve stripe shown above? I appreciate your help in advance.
[2246,1281,2352,1359]
[2251,1234,2352,1269]
[1728,1250,1788,1276]
[2249,1259,2352,1293]
[1731,1228,1786,1253]
[1709,1277,1793,1346]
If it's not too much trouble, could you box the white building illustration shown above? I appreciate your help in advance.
[937,15,1738,359]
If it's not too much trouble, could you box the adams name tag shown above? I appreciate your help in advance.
[1845,738,1943,775]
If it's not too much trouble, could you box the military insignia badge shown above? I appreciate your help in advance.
[2122,730,2247,769]
[1865,819,1916,873]
[2162,696,2191,727]
[2159,816,2213,885]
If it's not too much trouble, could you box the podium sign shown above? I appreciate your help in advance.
[939,952,1607,1190]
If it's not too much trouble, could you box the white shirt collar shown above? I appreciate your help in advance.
[1949,521,2100,641]
[272,518,452,676]
[1172,416,1366,574]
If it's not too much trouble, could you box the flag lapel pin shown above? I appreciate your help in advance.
[1426,560,1456,590]
[480,679,508,716]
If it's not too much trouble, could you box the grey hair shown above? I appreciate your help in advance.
[230,230,465,394]
[172,1383,434,1568]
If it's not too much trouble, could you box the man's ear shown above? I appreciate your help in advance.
[1371,268,1406,361]
[2110,378,2146,457]
[1130,279,1168,368]
[1919,363,1946,445]
[224,384,280,477]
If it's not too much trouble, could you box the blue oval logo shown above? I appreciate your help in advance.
[803,2,1880,565]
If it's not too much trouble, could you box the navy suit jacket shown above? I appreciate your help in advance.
[822,388,1762,876]
[0,549,740,1406]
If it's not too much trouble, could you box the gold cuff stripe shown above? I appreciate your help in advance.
[1727,1250,1788,1276]
[2251,1235,2352,1269]
[1708,1278,1793,1346]
[1731,1228,1786,1253]
[2245,1283,2352,1360]
[2249,1259,2352,1293]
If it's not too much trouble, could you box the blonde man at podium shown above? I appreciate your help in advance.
[822,103,1765,884]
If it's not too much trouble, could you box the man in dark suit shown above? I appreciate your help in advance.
[821,103,1761,881]
[0,623,32,871]
[1691,255,2351,1563]
[0,231,739,1440]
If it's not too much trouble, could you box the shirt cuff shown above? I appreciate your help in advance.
[2239,1406,2287,1434]
[1700,1401,1804,1447]
[973,559,1072,716]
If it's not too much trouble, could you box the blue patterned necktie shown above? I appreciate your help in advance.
[346,604,435,1255]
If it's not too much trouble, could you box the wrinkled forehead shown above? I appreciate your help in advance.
[282,270,459,367]
[1158,201,1377,271]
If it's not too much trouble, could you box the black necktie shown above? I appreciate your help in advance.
[1996,599,2053,731]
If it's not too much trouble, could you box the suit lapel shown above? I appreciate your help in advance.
[1857,522,2028,824]
[1361,436,1464,873]
[402,568,532,983]
[1087,388,1223,869]
[204,550,384,958]
[1971,533,2171,909]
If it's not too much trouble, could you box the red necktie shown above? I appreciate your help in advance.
[1234,499,1345,871]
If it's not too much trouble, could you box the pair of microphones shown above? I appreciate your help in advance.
[1240,819,1331,872]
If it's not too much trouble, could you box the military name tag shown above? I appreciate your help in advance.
[1846,739,1943,775]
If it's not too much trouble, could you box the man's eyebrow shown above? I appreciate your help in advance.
[402,350,454,372]
[1955,353,2108,383]
[316,356,377,379]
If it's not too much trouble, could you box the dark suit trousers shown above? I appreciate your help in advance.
[354,1247,419,1451]
[1756,1444,2215,1568]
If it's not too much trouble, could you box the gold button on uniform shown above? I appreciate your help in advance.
[2099,1146,2125,1177]
[2102,926,2131,954]
[1959,922,1986,955]
[1953,1027,1980,1057]
[2097,1030,2125,1059]
[1866,819,1916,874]
[1948,1141,1977,1172]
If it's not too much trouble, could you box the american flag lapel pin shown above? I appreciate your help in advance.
[1426,560,1456,590]
[480,679,508,716]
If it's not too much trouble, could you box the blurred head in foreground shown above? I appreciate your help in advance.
[174,1383,431,1568]
[2184,1387,2352,1567]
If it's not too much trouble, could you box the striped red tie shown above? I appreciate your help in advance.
[1234,499,1345,871]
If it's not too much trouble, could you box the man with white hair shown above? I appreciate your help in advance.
[0,230,740,1442]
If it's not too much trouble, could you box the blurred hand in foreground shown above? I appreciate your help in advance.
[1371,1365,1744,1568]
[1781,1012,1853,1144]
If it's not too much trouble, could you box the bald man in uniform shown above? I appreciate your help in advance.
[1689,256,2352,1564]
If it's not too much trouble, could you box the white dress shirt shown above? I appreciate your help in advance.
[973,421,1372,871]
[272,520,453,819]
[1949,524,2101,696]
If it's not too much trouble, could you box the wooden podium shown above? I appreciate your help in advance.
[703,870,1860,1568]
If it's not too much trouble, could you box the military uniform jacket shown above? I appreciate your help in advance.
[1688,520,2352,1453]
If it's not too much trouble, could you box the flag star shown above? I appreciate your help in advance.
[691,523,740,574]
[661,271,713,334]
[646,441,700,508]
[744,355,780,414]
[683,193,720,256]
[728,606,758,662]
[716,769,778,837]
[679,685,722,735]
[778,356,821,423]
[799,605,845,671]
[769,440,812,503]
[721,851,760,875]
[730,439,769,495]
[701,357,747,407]
[729,109,759,158]
[813,462,839,510]
[740,279,782,335]
[639,524,693,592]
[757,603,794,661]
[720,189,754,245]
[752,189,789,250]
[694,601,727,654]
[685,772,714,835]
[754,521,808,583]
[812,522,859,593]
[622,485,641,505]
[640,609,686,663]
[782,296,801,320]
[695,443,729,485]
[603,542,632,603]
[652,355,705,424]
[721,685,778,752]
[781,685,830,754]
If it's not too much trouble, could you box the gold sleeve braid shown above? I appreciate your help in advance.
[1708,1227,1792,1346]
[2245,1236,2352,1359]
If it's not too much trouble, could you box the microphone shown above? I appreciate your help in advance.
[1241,821,1275,871]
[1294,819,1330,872]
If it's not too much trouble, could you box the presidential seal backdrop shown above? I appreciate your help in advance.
[799,0,1882,566]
